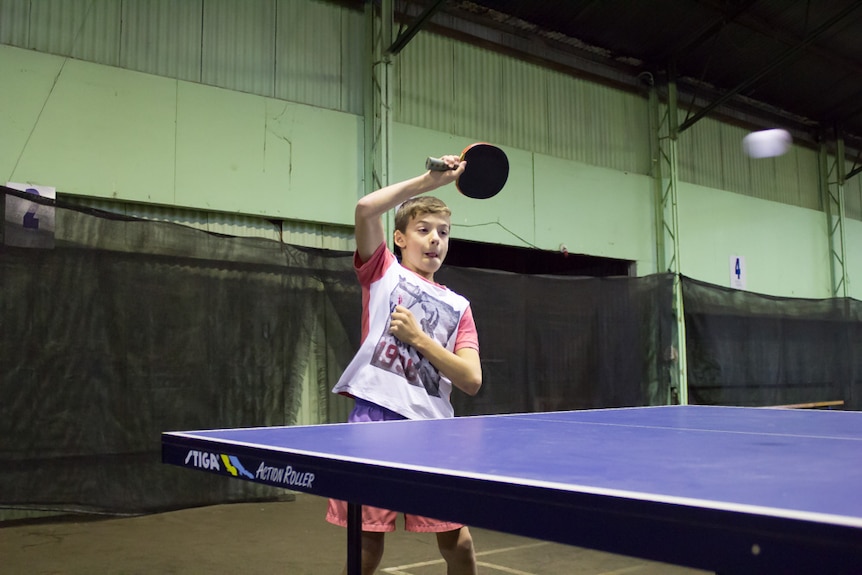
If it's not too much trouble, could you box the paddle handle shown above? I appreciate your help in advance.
[425,156,456,171]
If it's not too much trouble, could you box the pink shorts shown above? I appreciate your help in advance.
[324,398,464,533]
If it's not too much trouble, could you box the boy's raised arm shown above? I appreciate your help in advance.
[354,156,464,262]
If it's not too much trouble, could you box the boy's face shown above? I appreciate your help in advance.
[394,211,451,281]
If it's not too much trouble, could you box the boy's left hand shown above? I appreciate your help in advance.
[389,305,424,346]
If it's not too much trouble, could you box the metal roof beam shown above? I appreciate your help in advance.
[387,0,447,55]
[655,0,758,63]
[701,0,862,77]
[824,87,862,128]
[678,2,862,133]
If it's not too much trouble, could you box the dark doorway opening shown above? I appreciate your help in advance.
[444,239,634,277]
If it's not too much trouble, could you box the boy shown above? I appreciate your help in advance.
[326,155,482,575]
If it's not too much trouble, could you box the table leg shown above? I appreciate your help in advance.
[347,502,362,575]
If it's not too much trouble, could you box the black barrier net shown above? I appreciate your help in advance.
[1,187,673,515]
[683,275,862,410]
[438,268,676,415]
[1,188,361,514]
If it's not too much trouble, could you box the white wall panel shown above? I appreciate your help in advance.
[679,182,831,298]
[9,58,177,204]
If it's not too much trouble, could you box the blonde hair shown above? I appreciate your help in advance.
[394,196,451,232]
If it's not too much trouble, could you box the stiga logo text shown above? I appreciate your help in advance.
[183,450,254,478]
[185,450,220,470]
[182,450,314,488]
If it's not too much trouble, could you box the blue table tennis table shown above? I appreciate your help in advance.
[161,405,862,574]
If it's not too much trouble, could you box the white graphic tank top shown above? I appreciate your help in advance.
[332,244,472,420]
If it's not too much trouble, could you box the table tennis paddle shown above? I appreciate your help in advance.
[425,143,509,199]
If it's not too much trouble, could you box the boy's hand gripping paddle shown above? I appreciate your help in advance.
[425,143,509,199]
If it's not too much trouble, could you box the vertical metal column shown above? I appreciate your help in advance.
[364,0,394,241]
[647,81,666,273]
[819,135,850,298]
[650,78,688,405]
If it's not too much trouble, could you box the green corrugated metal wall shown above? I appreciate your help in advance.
[0,0,843,216]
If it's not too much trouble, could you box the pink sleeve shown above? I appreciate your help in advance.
[355,242,395,287]
[354,243,395,342]
[455,305,479,352]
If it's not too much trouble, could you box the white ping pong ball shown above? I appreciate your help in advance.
[742,129,792,158]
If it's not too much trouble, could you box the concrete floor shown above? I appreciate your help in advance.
[0,494,711,574]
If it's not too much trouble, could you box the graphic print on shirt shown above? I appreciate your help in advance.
[370,275,460,397]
